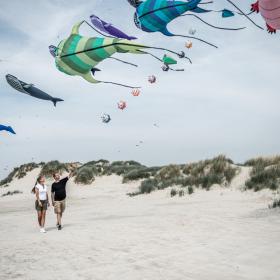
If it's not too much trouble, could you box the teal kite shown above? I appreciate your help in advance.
[127,0,250,48]
[51,21,190,88]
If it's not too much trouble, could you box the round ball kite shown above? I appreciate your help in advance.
[148,75,156,84]
[118,101,127,110]
[185,41,193,49]
[131,89,141,96]
[101,114,111,123]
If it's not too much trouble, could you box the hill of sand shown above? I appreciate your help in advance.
[0,166,280,280]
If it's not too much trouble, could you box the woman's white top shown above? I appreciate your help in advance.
[35,183,48,200]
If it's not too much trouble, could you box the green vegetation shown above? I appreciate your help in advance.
[269,198,280,209]
[135,155,237,195]
[1,190,23,197]
[245,156,280,191]
[0,162,42,186]
[170,188,177,197]
[40,161,69,177]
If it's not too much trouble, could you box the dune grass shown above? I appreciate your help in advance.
[1,190,23,197]
[132,155,237,195]
[245,156,280,191]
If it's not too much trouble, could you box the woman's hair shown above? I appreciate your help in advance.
[31,175,44,194]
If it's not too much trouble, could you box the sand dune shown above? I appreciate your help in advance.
[0,168,280,280]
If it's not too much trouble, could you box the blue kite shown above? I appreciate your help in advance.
[0,125,16,135]
[127,0,249,48]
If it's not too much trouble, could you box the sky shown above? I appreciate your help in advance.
[0,0,279,179]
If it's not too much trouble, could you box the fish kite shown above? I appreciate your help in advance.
[251,0,280,33]
[118,101,127,110]
[101,113,111,123]
[90,14,137,40]
[50,20,190,89]
[127,0,248,48]
[6,74,63,107]
[0,125,16,135]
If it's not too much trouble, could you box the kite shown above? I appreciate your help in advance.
[101,113,111,123]
[50,20,191,88]
[251,0,280,33]
[185,41,193,49]
[131,89,141,96]
[189,28,196,35]
[148,75,156,83]
[118,101,127,110]
[127,0,247,49]
[162,54,184,71]
[0,125,16,135]
[6,74,63,107]
[90,14,137,40]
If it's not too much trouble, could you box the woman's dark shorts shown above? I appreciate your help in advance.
[35,200,48,211]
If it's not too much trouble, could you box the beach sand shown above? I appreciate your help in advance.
[0,168,280,280]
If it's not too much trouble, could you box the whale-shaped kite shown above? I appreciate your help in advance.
[0,125,16,135]
[6,74,64,107]
[50,20,190,88]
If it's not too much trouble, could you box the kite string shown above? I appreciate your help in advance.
[108,57,138,67]
[100,80,140,89]
[181,13,246,31]
[137,50,185,71]
[225,0,264,30]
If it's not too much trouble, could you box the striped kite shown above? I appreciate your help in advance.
[51,21,190,88]
[127,0,260,48]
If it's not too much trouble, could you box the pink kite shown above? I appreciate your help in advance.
[251,0,280,33]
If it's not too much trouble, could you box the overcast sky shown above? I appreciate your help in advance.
[0,0,279,179]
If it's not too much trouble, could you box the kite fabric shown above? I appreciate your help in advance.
[131,89,140,96]
[0,125,16,135]
[251,0,280,33]
[127,0,247,49]
[90,14,137,40]
[101,113,111,123]
[148,75,156,83]
[118,101,127,110]
[51,21,190,88]
[6,74,63,107]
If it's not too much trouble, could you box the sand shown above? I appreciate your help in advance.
[0,167,280,280]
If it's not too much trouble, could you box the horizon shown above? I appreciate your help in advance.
[1,0,279,179]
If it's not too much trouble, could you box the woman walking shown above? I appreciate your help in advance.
[32,176,49,233]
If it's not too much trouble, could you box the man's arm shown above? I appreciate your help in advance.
[51,192,55,206]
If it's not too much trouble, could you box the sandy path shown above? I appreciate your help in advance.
[0,174,280,280]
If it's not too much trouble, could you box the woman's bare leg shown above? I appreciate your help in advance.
[37,211,42,227]
[41,210,46,228]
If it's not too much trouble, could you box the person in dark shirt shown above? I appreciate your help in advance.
[51,171,73,230]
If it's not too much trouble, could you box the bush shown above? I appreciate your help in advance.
[269,198,280,209]
[170,188,177,197]
[1,190,23,197]
[139,179,157,194]
[245,165,280,191]
[188,186,194,195]
[0,168,19,186]
[178,189,185,197]
[156,165,181,181]
[40,161,68,177]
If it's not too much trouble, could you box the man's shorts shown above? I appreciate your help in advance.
[35,200,48,211]
[54,200,66,214]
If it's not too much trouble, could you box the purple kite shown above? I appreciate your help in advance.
[90,14,137,40]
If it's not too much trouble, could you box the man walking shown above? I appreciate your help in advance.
[51,171,73,230]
